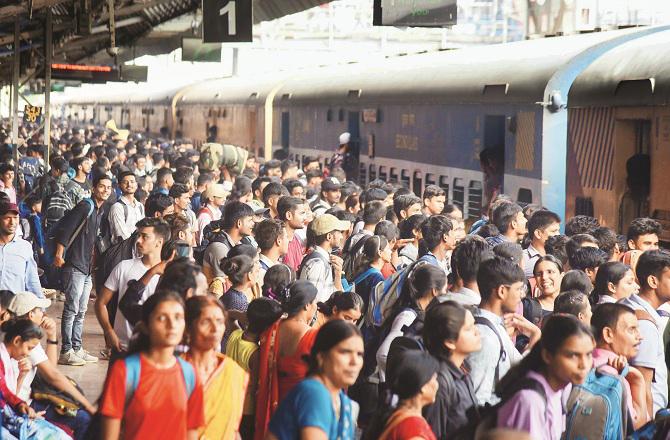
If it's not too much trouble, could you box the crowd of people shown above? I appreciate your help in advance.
[0,121,670,439]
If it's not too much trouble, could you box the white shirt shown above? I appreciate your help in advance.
[104,257,160,350]
[259,253,278,283]
[299,246,336,303]
[522,244,542,279]
[108,197,145,243]
[196,204,222,245]
[13,344,48,402]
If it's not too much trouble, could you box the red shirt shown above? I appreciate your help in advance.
[283,234,305,273]
[100,354,205,439]
[384,416,437,440]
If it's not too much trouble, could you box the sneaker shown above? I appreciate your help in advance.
[74,348,99,363]
[58,349,86,366]
[56,292,66,302]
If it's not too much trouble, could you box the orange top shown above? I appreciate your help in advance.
[277,328,318,401]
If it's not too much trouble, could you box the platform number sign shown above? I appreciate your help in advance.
[202,0,252,43]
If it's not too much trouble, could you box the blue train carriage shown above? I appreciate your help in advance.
[567,29,670,240]
[272,31,621,219]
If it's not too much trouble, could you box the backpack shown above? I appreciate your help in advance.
[365,260,426,328]
[563,366,629,440]
[31,373,85,417]
[48,198,95,254]
[342,235,372,283]
[123,353,196,408]
[94,231,138,325]
[297,249,331,279]
[44,187,75,231]
[473,377,547,440]
[474,315,506,384]
[193,222,230,266]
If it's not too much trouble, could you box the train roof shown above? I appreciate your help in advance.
[175,75,287,105]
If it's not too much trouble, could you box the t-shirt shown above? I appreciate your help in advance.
[104,258,161,350]
[100,354,205,440]
[268,378,354,439]
[14,343,49,401]
[283,234,305,273]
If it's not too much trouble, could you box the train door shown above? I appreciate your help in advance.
[482,115,506,209]
[348,111,360,182]
[281,112,290,157]
[614,119,651,232]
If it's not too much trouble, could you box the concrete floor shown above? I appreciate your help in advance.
[49,297,109,403]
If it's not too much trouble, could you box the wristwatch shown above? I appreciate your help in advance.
[46,339,58,345]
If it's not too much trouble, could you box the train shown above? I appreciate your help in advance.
[53,27,670,239]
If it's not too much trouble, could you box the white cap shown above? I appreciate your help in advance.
[7,292,51,316]
[339,132,351,145]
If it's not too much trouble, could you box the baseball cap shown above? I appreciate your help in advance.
[321,177,342,192]
[0,202,19,216]
[309,214,351,235]
[203,183,229,199]
[7,292,51,316]
[339,132,351,145]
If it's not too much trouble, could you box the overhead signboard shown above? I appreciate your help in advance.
[181,38,222,62]
[23,105,43,124]
[202,0,253,43]
[46,64,146,83]
[374,0,457,27]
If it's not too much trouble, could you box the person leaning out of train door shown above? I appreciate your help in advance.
[329,132,351,176]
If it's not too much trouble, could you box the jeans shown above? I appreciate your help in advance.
[61,265,92,353]
[31,400,92,440]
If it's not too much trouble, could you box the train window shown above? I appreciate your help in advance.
[249,93,258,99]
[390,167,399,183]
[517,188,533,205]
[425,173,436,186]
[575,197,594,217]
[438,176,450,197]
[338,109,345,122]
[401,169,411,189]
[327,109,333,122]
[347,90,361,99]
[379,166,387,181]
[467,181,483,219]
[368,164,377,182]
[615,79,654,98]
[453,178,465,212]
[482,84,509,97]
[359,163,367,186]
[413,171,423,197]
[281,94,291,101]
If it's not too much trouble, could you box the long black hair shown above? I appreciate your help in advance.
[590,261,631,305]
[495,314,593,400]
[351,235,389,280]
[422,300,468,362]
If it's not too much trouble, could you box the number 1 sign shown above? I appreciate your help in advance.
[202,0,253,43]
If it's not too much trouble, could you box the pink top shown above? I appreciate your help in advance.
[497,370,566,439]
[592,348,636,420]
[283,234,305,273]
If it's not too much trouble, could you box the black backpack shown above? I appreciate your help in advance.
[94,231,138,325]
[193,221,230,266]
[342,235,372,283]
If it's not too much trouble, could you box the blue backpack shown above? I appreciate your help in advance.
[564,366,629,440]
[124,354,196,408]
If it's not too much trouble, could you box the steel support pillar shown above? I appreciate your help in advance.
[44,7,52,169]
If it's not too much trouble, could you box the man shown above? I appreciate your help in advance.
[254,219,289,281]
[522,210,561,278]
[329,132,351,176]
[592,226,622,262]
[565,215,600,237]
[554,290,593,324]
[95,217,170,358]
[345,200,387,254]
[202,201,255,282]
[398,214,426,269]
[485,202,528,247]
[0,163,17,203]
[280,159,299,181]
[1,291,96,436]
[620,250,670,414]
[169,183,196,232]
[145,193,174,217]
[263,159,282,178]
[108,170,144,244]
[164,213,195,246]
[422,184,446,216]
[196,183,227,244]
[299,214,349,302]
[283,179,305,200]
[469,256,541,405]
[568,247,608,284]
[54,175,112,365]
[191,172,214,213]
[262,182,289,219]
[311,177,342,216]
[0,201,42,297]
[392,194,422,224]
[302,156,321,174]
[278,196,309,273]
[249,176,271,211]
[591,303,649,429]
[443,236,493,306]
[417,215,457,276]
[153,167,174,195]
[627,218,662,251]
[65,156,92,206]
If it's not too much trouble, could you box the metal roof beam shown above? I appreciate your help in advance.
[0,0,70,20]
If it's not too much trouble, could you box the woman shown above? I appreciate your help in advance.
[100,291,205,440]
[590,261,639,305]
[210,244,261,299]
[495,314,594,439]
[183,295,248,440]
[255,280,319,440]
[261,264,295,301]
[376,264,447,382]
[524,255,564,326]
[226,298,283,440]
[316,291,364,326]
[364,350,439,440]
[351,235,392,314]
[560,270,593,296]
[220,254,258,347]
[422,301,481,439]
[267,320,364,440]
[0,319,68,440]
